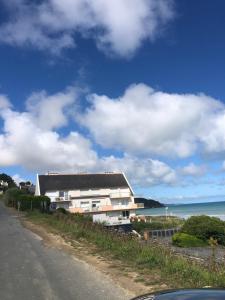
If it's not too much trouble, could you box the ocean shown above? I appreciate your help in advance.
[136,201,225,220]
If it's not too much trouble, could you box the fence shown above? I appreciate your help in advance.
[148,227,180,239]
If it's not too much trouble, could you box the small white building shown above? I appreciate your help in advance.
[0,180,8,191]
[35,172,143,225]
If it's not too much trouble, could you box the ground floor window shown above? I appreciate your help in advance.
[122,210,130,218]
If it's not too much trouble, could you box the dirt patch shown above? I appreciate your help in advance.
[20,217,167,297]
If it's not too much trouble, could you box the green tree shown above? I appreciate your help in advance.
[3,187,23,207]
[181,215,225,245]
[0,173,17,189]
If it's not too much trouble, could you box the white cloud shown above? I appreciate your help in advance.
[3,83,225,189]
[12,174,25,185]
[99,155,177,186]
[0,90,177,187]
[26,87,77,130]
[0,0,174,57]
[180,163,207,177]
[80,83,225,158]
[0,108,97,172]
[0,95,11,110]
[0,89,97,171]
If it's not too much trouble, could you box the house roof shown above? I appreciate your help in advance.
[38,173,132,195]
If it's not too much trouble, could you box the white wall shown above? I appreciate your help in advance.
[93,213,107,223]
[93,211,131,225]
[44,187,134,212]
[45,191,59,203]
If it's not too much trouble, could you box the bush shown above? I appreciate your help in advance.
[17,194,50,212]
[172,232,207,247]
[56,207,67,214]
[132,221,164,233]
[3,188,24,207]
[3,188,50,213]
[181,215,225,245]
[26,211,225,288]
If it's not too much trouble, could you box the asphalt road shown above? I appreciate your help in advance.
[0,201,131,300]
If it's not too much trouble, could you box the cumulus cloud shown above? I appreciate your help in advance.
[180,163,207,177]
[0,95,11,110]
[99,155,177,186]
[0,107,97,172]
[0,0,174,57]
[12,174,25,185]
[3,83,225,188]
[26,87,78,130]
[0,89,177,187]
[80,83,225,158]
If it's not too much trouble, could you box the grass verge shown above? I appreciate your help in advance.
[26,211,225,289]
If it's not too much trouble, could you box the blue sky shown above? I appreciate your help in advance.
[1,0,225,203]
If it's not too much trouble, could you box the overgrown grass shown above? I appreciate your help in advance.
[172,232,208,247]
[132,216,184,233]
[26,211,225,289]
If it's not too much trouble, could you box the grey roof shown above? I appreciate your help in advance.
[38,173,131,195]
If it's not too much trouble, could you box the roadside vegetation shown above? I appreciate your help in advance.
[25,210,225,289]
[172,216,225,247]
[132,216,184,233]
[172,233,208,247]
[2,187,225,288]
[2,187,50,212]
[181,215,225,245]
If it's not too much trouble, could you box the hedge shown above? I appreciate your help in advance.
[3,188,24,207]
[181,215,225,245]
[172,232,207,247]
[3,187,50,212]
[17,194,50,212]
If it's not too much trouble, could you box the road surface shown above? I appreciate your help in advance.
[0,201,131,300]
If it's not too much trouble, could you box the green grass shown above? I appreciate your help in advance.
[26,211,225,289]
[172,233,208,247]
[132,216,184,233]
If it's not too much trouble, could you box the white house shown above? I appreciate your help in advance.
[35,172,143,225]
[0,180,8,192]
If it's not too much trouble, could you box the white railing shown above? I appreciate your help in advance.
[111,205,130,210]
[110,192,130,198]
[105,217,131,225]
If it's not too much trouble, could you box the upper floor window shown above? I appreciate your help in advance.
[59,191,64,197]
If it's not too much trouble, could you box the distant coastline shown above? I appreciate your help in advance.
[134,197,164,208]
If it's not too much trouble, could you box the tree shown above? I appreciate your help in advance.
[0,173,17,190]
[181,215,225,245]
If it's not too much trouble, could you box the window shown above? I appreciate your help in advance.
[92,200,100,208]
[121,199,128,206]
[80,201,90,209]
[122,210,130,218]
[59,191,64,197]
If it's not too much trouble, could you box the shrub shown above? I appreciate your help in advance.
[3,187,24,207]
[26,211,225,288]
[17,195,50,212]
[181,215,225,245]
[172,232,207,247]
[132,221,166,233]
[56,207,67,214]
[3,187,51,212]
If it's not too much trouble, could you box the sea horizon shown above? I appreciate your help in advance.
[136,200,225,220]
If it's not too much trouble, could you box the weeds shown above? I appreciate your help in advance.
[26,211,225,289]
